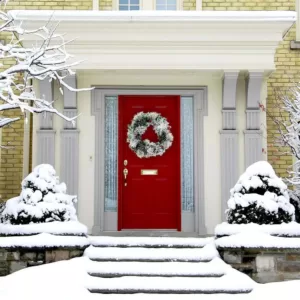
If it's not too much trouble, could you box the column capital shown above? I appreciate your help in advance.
[246,71,264,110]
[222,71,239,111]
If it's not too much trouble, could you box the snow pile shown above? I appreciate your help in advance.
[226,161,294,225]
[215,222,300,237]
[0,164,77,225]
[216,231,300,249]
[0,221,87,236]
[0,233,89,248]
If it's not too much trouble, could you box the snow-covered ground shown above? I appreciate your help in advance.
[0,221,88,236]
[0,232,89,248]
[216,221,300,237]
[0,256,298,300]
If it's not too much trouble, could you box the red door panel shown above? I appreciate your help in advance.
[118,95,181,230]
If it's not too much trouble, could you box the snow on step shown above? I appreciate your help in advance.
[87,258,226,278]
[85,243,218,262]
[89,236,213,248]
[86,268,255,294]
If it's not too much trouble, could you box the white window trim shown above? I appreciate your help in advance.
[196,0,202,11]
[113,0,184,10]
[297,0,300,41]
[93,0,99,10]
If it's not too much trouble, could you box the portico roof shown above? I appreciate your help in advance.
[10,10,296,71]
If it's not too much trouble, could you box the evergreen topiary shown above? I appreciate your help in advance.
[226,161,295,225]
[0,164,77,225]
[289,190,300,223]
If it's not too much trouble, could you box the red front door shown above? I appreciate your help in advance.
[118,95,181,230]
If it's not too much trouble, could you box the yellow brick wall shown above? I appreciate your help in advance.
[202,0,295,11]
[100,0,113,10]
[267,26,298,179]
[5,0,93,10]
[183,0,196,10]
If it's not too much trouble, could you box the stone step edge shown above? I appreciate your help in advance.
[91,245,204,249]
[88,288,252,294]
[88,258,212,263]
[88,272,224,278]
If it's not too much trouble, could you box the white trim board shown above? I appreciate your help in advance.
[91,87,208,235]
[10,11,295,71]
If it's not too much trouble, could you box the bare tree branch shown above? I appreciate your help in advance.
[0,1,92,131]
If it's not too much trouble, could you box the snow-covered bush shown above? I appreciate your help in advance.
[0,164,77,225]
[289,190,300,223]
[226,161,295,225]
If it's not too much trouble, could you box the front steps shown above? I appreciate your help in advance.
[84,236,254,294]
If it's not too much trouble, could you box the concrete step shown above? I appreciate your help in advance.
[89,236,213,248]
[86,270,254,294]
[87,258,226,278]
[85,244,218,262]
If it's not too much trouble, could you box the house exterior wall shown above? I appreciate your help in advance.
[201,1,296,182]
[31,70,251,234]
[0,1,295,234]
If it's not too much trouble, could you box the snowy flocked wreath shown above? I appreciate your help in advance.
[127,112,174,158]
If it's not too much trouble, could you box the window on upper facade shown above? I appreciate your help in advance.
[156,0,177,10]
[119,0,140,10]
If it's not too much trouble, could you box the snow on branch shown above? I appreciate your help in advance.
[0,1,92,129]
[267,84,300,186]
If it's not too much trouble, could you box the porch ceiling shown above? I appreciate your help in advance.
[10,10,296,71]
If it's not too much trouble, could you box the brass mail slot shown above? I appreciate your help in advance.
[141,169,158,176]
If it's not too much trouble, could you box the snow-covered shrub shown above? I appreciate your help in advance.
[0,202,5,216]
[0,164,77,225]
[226,161,295,225]
[289,190,300,223]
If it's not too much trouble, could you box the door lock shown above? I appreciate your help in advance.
[123,168,128,186]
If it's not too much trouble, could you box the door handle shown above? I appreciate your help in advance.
[123,168,128,186]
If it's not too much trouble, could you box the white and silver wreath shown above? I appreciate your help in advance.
[127,112,174,158]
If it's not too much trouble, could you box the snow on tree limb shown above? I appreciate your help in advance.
[267,84,300,186]
[0,1,92,130]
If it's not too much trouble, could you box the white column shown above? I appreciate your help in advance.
[60,75,79,199]
[37,79,55,166]
[244,71,263,168]
[220,71,239,221]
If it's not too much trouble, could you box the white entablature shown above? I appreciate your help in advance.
[10,10,296,71]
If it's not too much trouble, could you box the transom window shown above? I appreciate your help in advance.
[156,0,177,10]
[119,0,140,10]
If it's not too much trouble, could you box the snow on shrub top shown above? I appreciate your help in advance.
[0,164,77,225]
[226,161,294,224]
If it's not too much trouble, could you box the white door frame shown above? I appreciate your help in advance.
[91,87,208,236]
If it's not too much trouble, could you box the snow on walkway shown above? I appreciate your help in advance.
[89,236,214,248]
[85,243,219,262]
[86,257,226,277]
[86,265,254,294]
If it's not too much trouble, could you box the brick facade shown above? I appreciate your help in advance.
[183,0,196,10]
[202,0,294,11]
[5,0,93,10]
[100,0,113,10]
